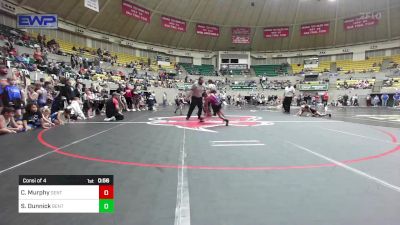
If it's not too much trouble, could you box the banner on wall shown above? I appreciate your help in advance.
[161,15,186,32]
[122,0,151,23]
[300,22,330,36]
[17,14,58,29]
[84,0,99,12]
[196,24,219,37]
[344,12,381,30]
[263,27,289,38]
[232,27,251,44]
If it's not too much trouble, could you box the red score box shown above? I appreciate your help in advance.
[99,185,114,199]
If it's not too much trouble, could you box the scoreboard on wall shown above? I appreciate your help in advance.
[19,175,114,213]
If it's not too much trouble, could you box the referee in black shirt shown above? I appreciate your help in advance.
[186,77,205,122]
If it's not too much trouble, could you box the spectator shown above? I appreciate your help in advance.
[36,83,48,108]
[27,85,38,105]
[0,107,23,134]
[60,79,76,103]
[2,77,23,118]
[33,48,43,64]
[366,94,372,106]
[50,108,71,125]
[373,95,380,107]
[381,93,389,107]
[41,108,55,128]
[124,84,134,111]
[22,103,43,131]
[69,97,86,120]
[322,92,329,107]
[104,93,123,121]
[393,92,400,107]
[82,89,95,118]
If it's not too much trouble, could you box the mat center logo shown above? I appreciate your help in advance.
[147,116,273,132]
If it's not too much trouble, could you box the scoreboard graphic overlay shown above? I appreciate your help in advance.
[19,175,114,213]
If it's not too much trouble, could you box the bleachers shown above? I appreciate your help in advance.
[27,31,147,66]
[179,63,215,76]
[336,56,384,73]
[291,64,304,74]
[251,65,288,77]
[390,55,400,64]
[310,61,331,73]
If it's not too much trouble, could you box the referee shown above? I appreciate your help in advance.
[283,83,295,113]
[186,76,206,122]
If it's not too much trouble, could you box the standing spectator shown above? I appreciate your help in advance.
[82,89,95,118]
[352,94,359,106]
[124,84,134,111]
[393,92,400,107]
[36,83,48,108]
[147,92,156,111]
[174,93,185,115]
[381,93,389,107]
[366,94,372,106]
[322,92,329,107]
[373,95,380,107]
[283,83,295,113]
[342,94,349,106]
[162,92,167,107]
[60,79,76,104]
[2,77,23,118]
[27,85,38,104]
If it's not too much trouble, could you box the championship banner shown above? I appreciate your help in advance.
[263,27,289,39]
[196,24,219,37]
[344,13,381,30]
[300,22,330,36]
[122,0,151,23]
[84,0,99,12]
[161,15,186,32]
[232,27,251,44]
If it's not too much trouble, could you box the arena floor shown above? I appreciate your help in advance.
[1,106,400,225]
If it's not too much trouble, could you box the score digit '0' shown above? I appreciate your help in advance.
[98,178,110,183]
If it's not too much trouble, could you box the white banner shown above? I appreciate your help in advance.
[84,0,99,12]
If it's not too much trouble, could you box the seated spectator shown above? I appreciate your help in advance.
[50,108,71,125]
[41,108,55,128]
[33,48,43,64]
[0,107,23,134]
[68,97,86,120]
[104,93,123,121]
[22,103,43,131]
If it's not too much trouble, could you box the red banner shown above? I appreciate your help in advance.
[264,27,289,39]
[344,15,380,30]
[121,0,151,23]
[232,27,251,44]
[161,15,186,32]
[196,24,219,37]
[300,22,330,36]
